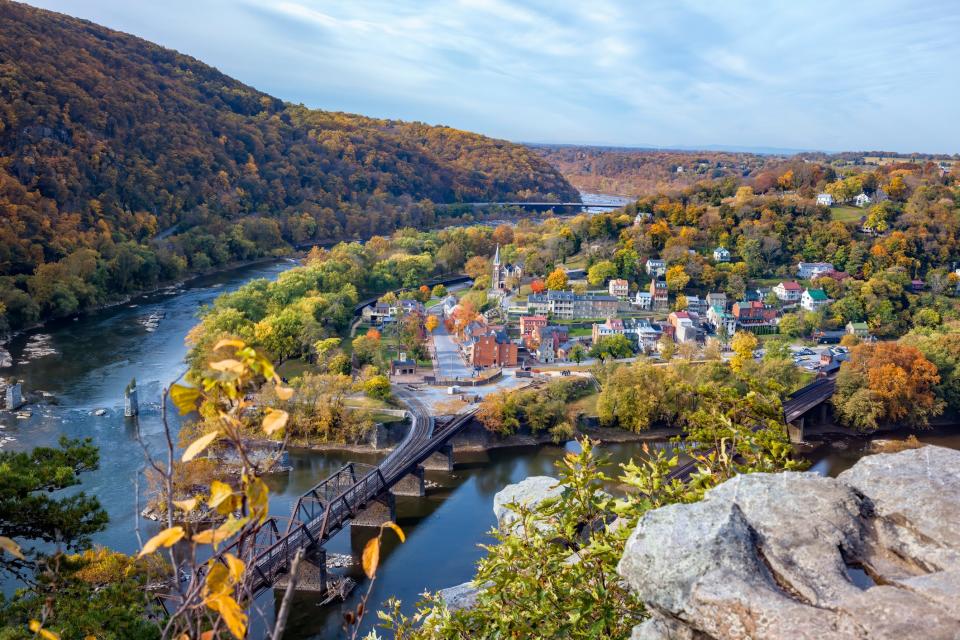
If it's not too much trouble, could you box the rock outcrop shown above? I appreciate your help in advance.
[618,445,960,639]
[493,475,563,531]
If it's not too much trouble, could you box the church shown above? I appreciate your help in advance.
[491,244,522,292]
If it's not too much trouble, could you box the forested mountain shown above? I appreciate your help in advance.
[0,0,576,330]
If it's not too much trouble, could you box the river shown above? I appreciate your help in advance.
[2,237,957,639]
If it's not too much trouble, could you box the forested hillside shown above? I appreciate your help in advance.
[0,1,575,331]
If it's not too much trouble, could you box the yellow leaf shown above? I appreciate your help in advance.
[138,527,185,557]
[0,536,24,560]
[207,480,234,510]
[192,528,230,546]
[84,636,97,640]
[204,562,229,596]
[169,384,201,415]
[261,408,288,435]
[214,338,245,351]
[173,497,198,512]
[205,593,248,639]
[224,553,245,584]
[382,521,406,543]
[209,358,244,374]
[361,537,380,579]
[246,477,270,524]
[28,622,60,640]
[182,430,219,462]
[275,385,294,401]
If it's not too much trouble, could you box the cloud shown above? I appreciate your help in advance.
[24,0,960,152]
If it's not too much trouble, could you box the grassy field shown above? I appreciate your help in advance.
[830,205,864,223]
[569,390,600,416]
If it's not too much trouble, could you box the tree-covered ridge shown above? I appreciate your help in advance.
[0,0,575,331]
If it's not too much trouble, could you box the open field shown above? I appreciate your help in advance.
[830,205,864,222]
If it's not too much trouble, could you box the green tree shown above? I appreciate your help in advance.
[430,284,447,299]
[730,330,758,374]
[589,335,634,361]
[364,375,392,401]
[587,260,618,287]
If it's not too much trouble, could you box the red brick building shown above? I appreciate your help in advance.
[465,329,518,367]
[519,315,548,347]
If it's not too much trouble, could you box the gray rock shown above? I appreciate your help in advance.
[617,446,960,640]
[437,581,482,612]
[493,475,563,530]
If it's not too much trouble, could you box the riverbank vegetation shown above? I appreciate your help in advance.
[0,2,576,334]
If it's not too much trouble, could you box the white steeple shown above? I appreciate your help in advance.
[493,244,501,265]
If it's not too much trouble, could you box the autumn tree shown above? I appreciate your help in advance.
[464,256,491,281]
[425,315,439,333]
[834,341,944,432]
[729,330,758,374]
[545,268,569,291]
[530,279,546,294]
[665,265,690,292]
[587,260,618,286]
[430,284,447,298]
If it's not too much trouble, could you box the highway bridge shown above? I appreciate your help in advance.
[196,394,478,599]
[456,201,624,211]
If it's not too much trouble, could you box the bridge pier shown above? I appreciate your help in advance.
[422,444,454,471]
[392,466,425,497]
[352,492,396,528]
[787,417,805,444]
[273,548,327,593]
[820,402,829,426]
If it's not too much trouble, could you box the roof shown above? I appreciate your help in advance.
[848,322,869,329]
[646,258,665,264]
[805,288,830,301]
[778,281,802,291]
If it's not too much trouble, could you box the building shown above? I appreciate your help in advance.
[801,288,833,312]
[846,322,870,339]
[911,279,925,293]
[633,291,652,310]
[519,315,548,342]
[592,317,661,351]
[491,244,522,292]
[441,295,459,318]
[361,302,392,325]
[556,340,584,362]
[706,292,727,310]
[854,192,872,208]
[391,359,417,376]
[645,258,666,277]
[732,301,780,333]
[535,325,570,352]
[633,211,651,226]
[526,290,620,320]
[797,261,835,279]
[536,340,556,363]
[608,278,629,299]
[773,280,803,303]
[707,304,737,337]
[464,329,518,368]
[816,193,835,206]
[712,247,731,263]
[650,279,669,311]
[684,295,707,315]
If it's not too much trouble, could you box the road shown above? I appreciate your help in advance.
[431,317,474,380]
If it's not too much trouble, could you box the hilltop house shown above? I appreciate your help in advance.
[854,192,872,207]
[732,301,780,333]
[684,295,708,315]
[712,247,731,263]
[707,304,737,337]
[633,291,653,310]
[645,258,667,277]
[801,288,833,312]
[797,261,835,279]
[650,279,669,311]
[846,321,870,339]
[633,211,651,226]
[706,292,727,310]
[608,278,629,299]
[816,193,834,206]
[773,280,803,303]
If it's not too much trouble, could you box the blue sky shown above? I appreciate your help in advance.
[27,0,960,153]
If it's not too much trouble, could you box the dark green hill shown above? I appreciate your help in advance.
[0,0,576,330]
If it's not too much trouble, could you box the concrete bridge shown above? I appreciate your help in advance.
[452,201,624,211]
[782,375,837,443]
[195,394,478,600]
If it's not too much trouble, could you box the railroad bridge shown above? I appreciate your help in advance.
[782,375,837,443]
[197,394,478,601]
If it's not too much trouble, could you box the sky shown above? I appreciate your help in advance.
[25,0,960,154]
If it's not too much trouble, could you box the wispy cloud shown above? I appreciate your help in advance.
[25,0,960,152]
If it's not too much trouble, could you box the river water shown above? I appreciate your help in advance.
[2,247,957,639]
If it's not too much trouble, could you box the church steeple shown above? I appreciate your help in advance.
[493,244,501,266]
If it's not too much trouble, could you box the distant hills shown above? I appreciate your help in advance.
[0,0,576,330]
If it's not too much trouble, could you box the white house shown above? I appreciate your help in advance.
[633,291,652,310]
[608,278,629,299]
[633,211,651,226]
[712,247,731,263]
[797,261,835,279]
[773,280,803,303]
[707,304,737,337]
[645,259,666,277]
[684,295,707,315]
[854,192,872,208]
[801,288,833,312]
[816,193,834,206]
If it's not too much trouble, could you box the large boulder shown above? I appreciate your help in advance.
[618,445,960,640]
[493,475,563,531]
